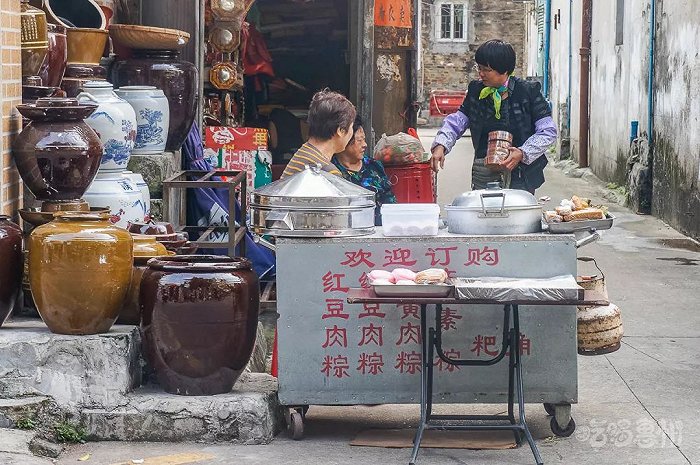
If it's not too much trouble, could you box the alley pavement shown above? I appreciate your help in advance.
[41,132,700,465]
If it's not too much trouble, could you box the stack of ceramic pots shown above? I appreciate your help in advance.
[31,0,110,97]
[127,220,197,255]
[140,255,260,395]
[28,212,133,335]
[77,81,149,228]
[110,25,198,151]
[0,217,23,327]
[13,97,102,213]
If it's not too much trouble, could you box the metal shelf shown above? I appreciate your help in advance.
[163,169,247,258]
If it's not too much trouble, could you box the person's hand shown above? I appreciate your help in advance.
[500,147,524,171]
[431,145,446,172]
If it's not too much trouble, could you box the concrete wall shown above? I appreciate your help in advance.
[652,0,700,237]
[419,0,527,109]
[524,0,700,239]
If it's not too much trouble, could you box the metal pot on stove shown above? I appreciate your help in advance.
[250,165,376,237]
[445,182,542,235]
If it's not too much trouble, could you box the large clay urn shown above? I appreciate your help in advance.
[0,217,23,327]
[13,97,102,203]
[28,212,133,335]
[140,255,259,395]
[111,49,198,151]
[39,23,68,88]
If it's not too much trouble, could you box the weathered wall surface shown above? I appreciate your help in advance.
[420,0,527,109]
[652,0,700,237]
[524,0,699,238]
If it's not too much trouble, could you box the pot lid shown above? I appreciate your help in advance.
[35,97,80,107]
[252,165,375,209]
[448,182,539,210]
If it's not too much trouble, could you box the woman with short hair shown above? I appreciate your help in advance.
[430,39,557,193]
[281,90,356,179]
[332,117,397,225]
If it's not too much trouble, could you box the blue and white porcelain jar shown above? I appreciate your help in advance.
[123,170,151,220]
[114,86,170,155]
[77,81,137,172]
[83,172,147,228]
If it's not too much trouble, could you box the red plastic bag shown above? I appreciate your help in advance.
[373,132,428,166]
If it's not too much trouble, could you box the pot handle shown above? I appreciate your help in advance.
[575,230,601,248]
[76,92,99,104]
[577,255,605,280]
[479,191,507,217]
[265,210,293,230]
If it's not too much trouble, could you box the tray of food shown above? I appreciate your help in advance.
[453,275,584,302]
[369,268,453,298]
[542,195,614,233]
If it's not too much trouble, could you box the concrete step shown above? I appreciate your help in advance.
[0,397,56,429]
[0,319,141,412]
[80,373,282,443]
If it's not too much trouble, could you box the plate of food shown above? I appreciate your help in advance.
[369,268,454,297]
[542,195,615,233]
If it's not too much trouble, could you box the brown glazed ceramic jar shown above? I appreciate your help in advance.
[111,50,199,151]
[140,255,259,395]
[29,212,133,335]
[0,216,23,327]
[13,98,102,202]
[39,23,68,88]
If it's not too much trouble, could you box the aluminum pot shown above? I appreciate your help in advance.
[250,165,376,237]
[445,182,542,235]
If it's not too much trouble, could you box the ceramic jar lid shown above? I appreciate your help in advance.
[17,97,98,121]
[132,234,169,258]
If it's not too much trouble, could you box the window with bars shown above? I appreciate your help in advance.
[436,1,468,41]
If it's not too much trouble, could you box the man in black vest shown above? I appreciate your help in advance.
[430,39,557,194]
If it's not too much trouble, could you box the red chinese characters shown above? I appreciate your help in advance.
[341,249,375,268]
[441,307,463,331]
[396,322,421,345]
[322,299,349,320]
[470,333,532,357]
[399,303,420,320]
[357,352,384,375]
[322,325,348,348]
[395,351,422,374]
[359,303,386,319]
[359,323,383,347]
[425,246,458,267]
[434,348,462,372]
[322,271,350,293]
[464,247,500,267]
[321,355,350,378]
[383,248,417,267]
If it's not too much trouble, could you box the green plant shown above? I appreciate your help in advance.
[16,417,36,430]
[53,421,87,443]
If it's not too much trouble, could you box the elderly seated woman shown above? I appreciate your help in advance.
[332,117,397,225]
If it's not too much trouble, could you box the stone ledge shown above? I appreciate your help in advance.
[0,319,141,411]
[128,151,182,198]
[81,373,282,444]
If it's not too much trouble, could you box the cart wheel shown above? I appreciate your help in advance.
[543,403,556,416]
[288,411,304,440]
[550,416,576,437]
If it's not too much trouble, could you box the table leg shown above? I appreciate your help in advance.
[513,304,544,465]
[409,304,430,465]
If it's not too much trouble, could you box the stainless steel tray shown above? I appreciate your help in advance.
[543,214,615,234]
[372,282,454,298]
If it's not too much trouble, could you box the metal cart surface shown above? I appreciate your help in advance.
[275,231,580,438]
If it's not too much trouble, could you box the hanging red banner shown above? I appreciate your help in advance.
[374,0,412,28]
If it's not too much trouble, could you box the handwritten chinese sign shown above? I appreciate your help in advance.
[375,0,412,28]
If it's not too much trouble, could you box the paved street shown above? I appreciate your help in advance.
[46,130,700,465]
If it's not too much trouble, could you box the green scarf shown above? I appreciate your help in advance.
[479,79,509,119]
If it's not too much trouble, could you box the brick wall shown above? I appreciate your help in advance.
[420,0,527,111]
[1,0,22,217]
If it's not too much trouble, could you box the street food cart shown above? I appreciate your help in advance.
[253,168,612,464]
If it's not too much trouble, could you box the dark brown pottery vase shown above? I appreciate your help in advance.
[0,216,23,327]
[61,63,107,98]
[140,255,259,395]
[111,50,198,151]
[39,23,68,88]
[28,212,133,335]
[13,97,102,202]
